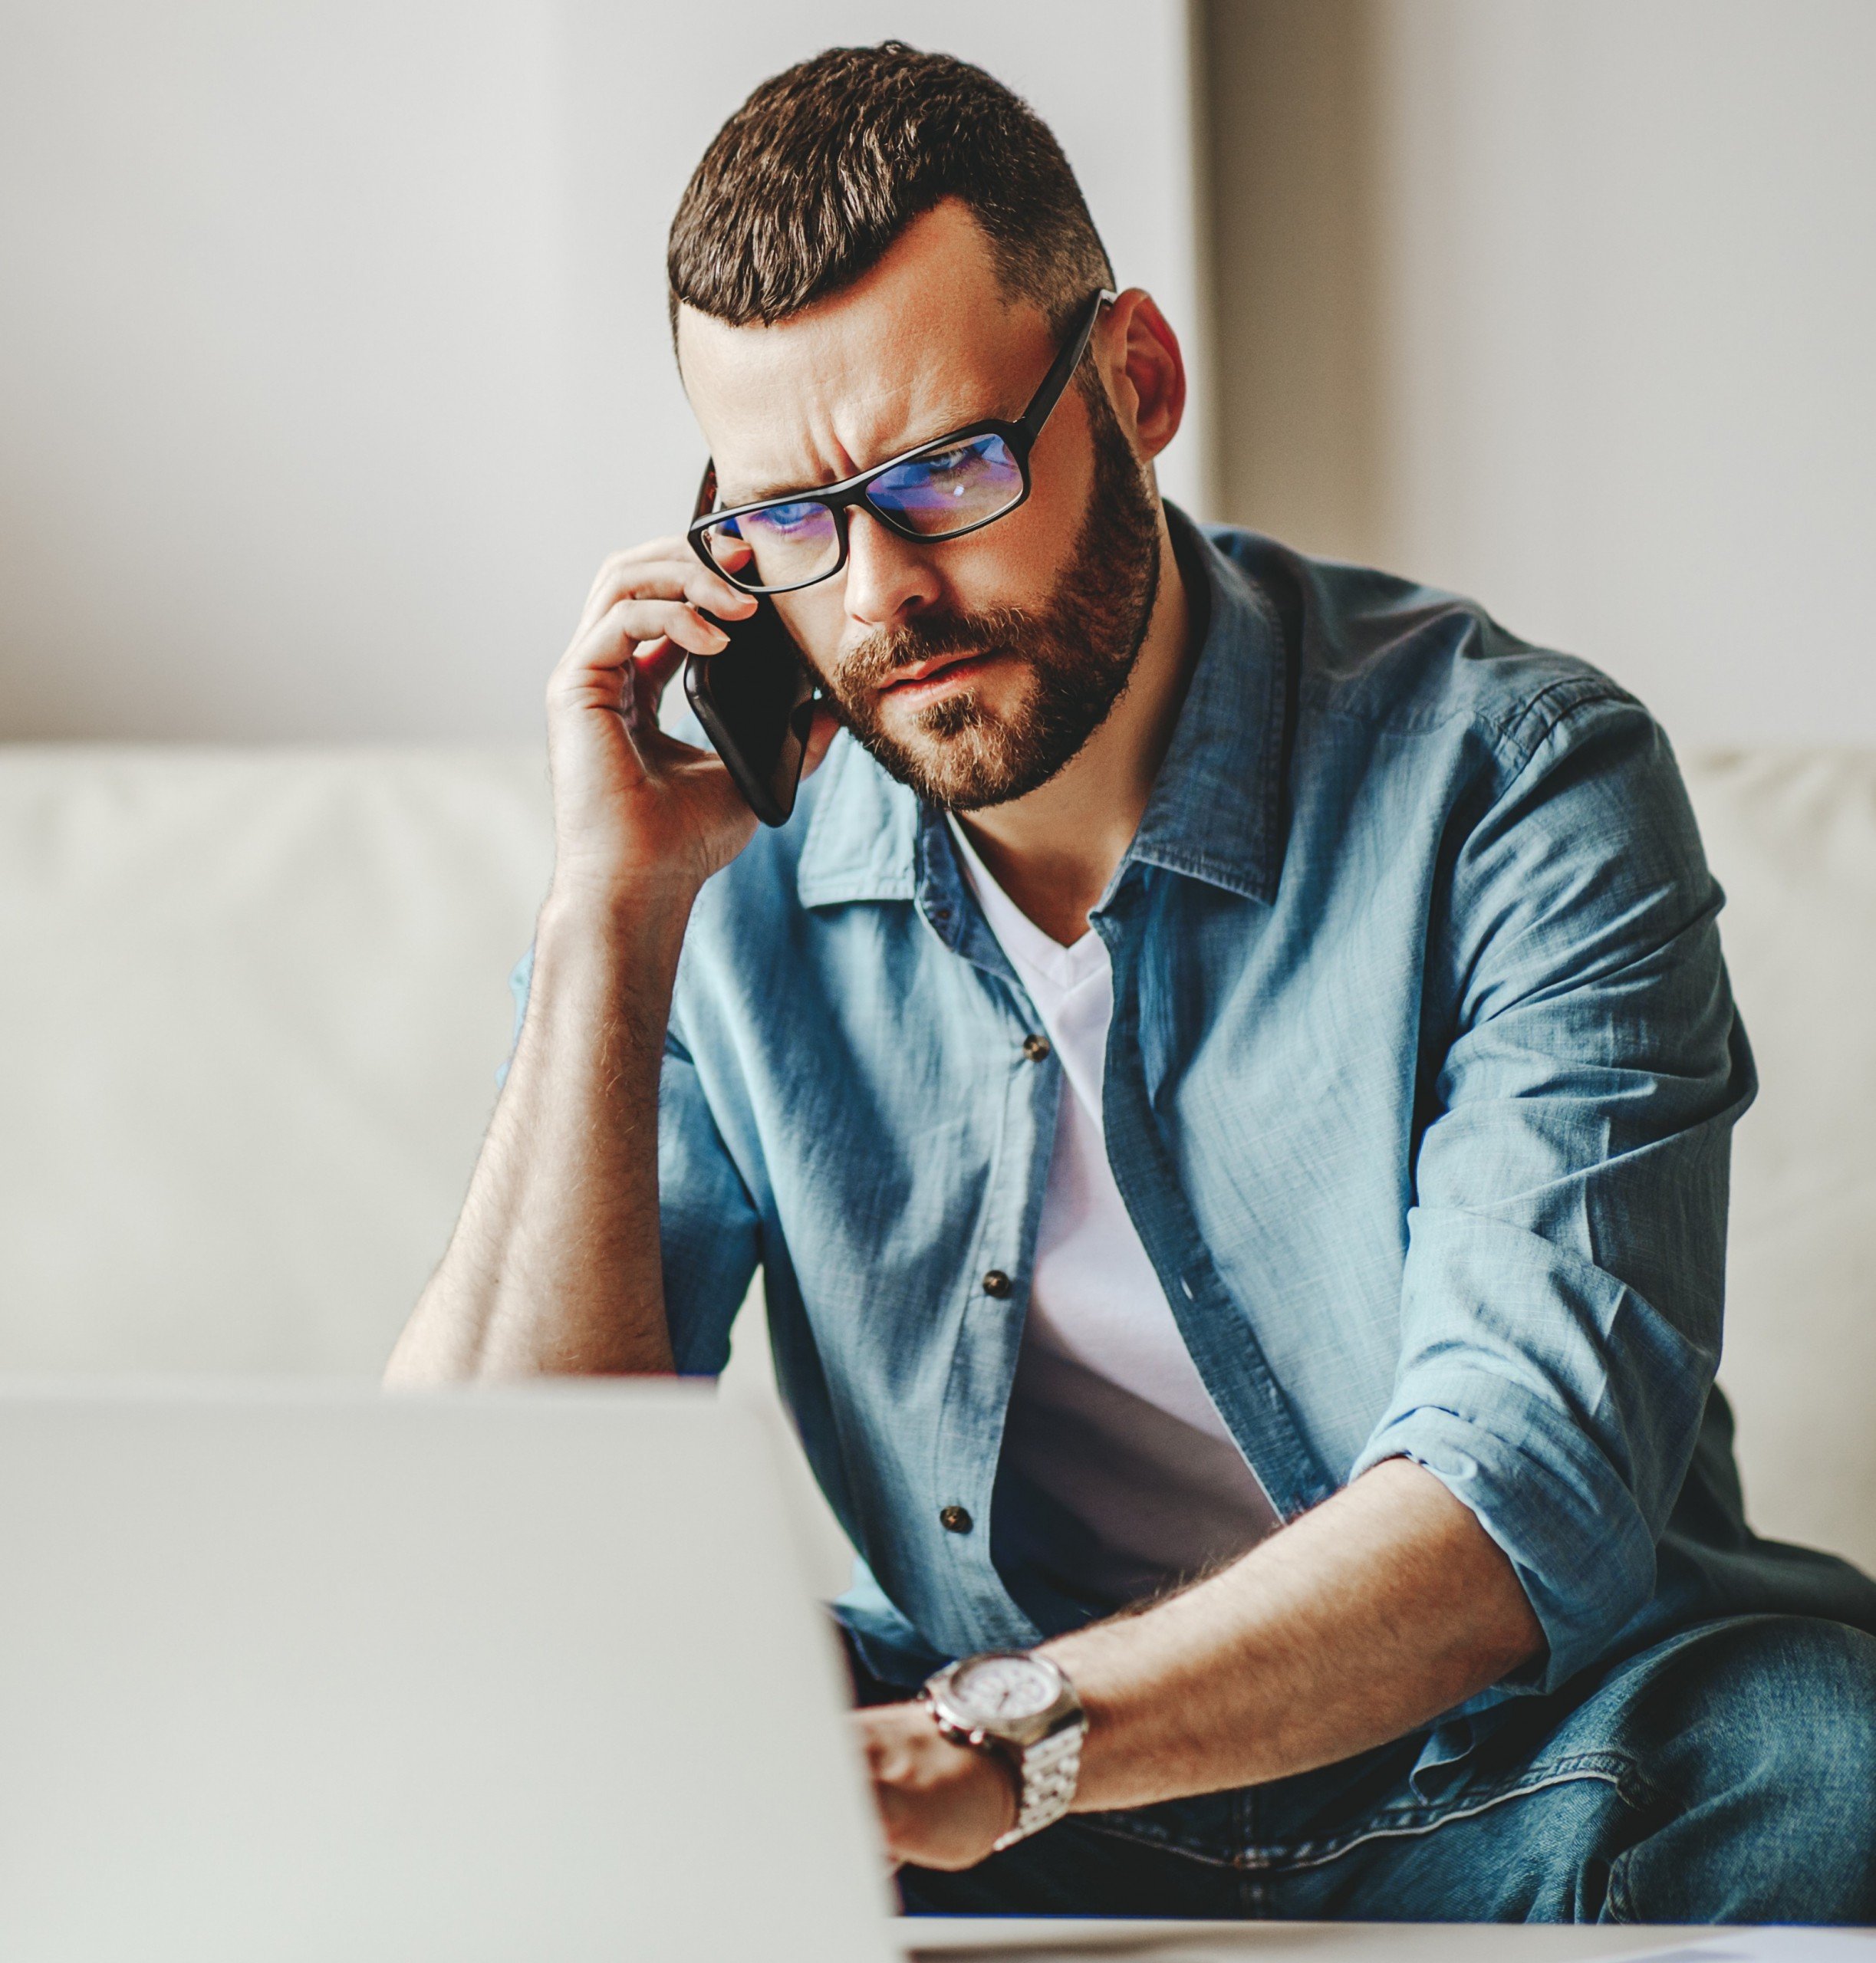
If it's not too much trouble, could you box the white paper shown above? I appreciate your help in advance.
[1605,1935,1876,1963]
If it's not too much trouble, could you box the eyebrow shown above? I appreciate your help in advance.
[723,406,1002,509]
[732,471,834,507]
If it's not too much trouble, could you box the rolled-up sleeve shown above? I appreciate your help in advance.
[1348,692,1756,1691]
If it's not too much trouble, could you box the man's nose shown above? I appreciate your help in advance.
[842,507,941,630]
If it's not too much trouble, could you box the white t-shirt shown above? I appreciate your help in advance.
[948,820,1279,1614]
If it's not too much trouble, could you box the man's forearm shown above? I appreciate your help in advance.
[1044,1458,1545,1810]
[386,885,692,1382]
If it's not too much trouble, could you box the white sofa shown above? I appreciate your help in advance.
[1,743,1870,1592]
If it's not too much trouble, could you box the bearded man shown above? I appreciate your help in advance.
[388,42,1876,1923]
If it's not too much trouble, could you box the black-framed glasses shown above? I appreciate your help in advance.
[687,287,1117,596]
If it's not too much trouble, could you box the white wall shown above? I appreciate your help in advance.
[1373,0,1876,748]
[0,1,1205,741]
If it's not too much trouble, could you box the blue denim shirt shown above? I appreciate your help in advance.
[528,515,1875,1705]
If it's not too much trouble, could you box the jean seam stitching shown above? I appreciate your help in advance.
[1079,1750,1651,1873]
[1243,1762,1632,1875]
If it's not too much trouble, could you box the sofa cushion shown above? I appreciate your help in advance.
[0,745,549,1373]
[1680,749,1876,1572]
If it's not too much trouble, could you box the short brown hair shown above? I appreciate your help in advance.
[667,42,1113,342]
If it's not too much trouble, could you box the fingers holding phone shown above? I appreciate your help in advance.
[545,538,767,903]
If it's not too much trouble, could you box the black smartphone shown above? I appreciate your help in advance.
[683,600,817,827]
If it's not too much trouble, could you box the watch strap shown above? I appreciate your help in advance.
[991,1718,1083,1851]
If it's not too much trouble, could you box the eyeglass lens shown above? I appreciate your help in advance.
[696,432,1025,592]
[864,433,1022,535]
[696,501,841,592]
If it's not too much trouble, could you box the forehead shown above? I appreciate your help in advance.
[676,201,1056,504]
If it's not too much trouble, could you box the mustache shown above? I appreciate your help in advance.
[833,607,1036,695]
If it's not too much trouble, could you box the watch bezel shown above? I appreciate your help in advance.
[921,1649,1078,1751]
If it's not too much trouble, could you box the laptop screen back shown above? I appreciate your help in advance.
[0,1383,894,1963]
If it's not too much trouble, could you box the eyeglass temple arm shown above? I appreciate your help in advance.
[1015,288,1119,442]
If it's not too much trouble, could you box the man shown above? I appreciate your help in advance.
[388,43,1876,1921]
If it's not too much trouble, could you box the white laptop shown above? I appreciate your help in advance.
[0,1383,897,1963]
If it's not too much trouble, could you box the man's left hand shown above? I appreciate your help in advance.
[854,1702,1019,1871]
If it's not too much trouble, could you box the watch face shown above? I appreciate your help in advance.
[948,1653,1058,1726]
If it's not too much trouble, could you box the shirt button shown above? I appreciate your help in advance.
[1022,1034,1052,1062]
[940,1504,974,1534]
[982,1269,1013,1298]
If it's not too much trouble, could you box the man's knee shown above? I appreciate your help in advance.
[1693,1616,1876,1812]
[1613,1616,1876,1922]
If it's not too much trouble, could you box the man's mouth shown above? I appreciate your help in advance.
[880,648,999,699]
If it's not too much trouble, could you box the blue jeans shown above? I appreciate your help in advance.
[881,1616,1876,1922]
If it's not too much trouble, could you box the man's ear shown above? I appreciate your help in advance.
[1101,289,1186,463]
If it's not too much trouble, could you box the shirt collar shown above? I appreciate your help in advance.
[795,508,1295,912]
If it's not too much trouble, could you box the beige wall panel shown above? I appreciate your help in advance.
[1200,0,1385,563]
[1203,0,1876,747]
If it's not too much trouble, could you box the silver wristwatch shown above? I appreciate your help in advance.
[920,1650,1087,1852]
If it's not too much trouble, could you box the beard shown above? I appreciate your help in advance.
[817,377,1163,811]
